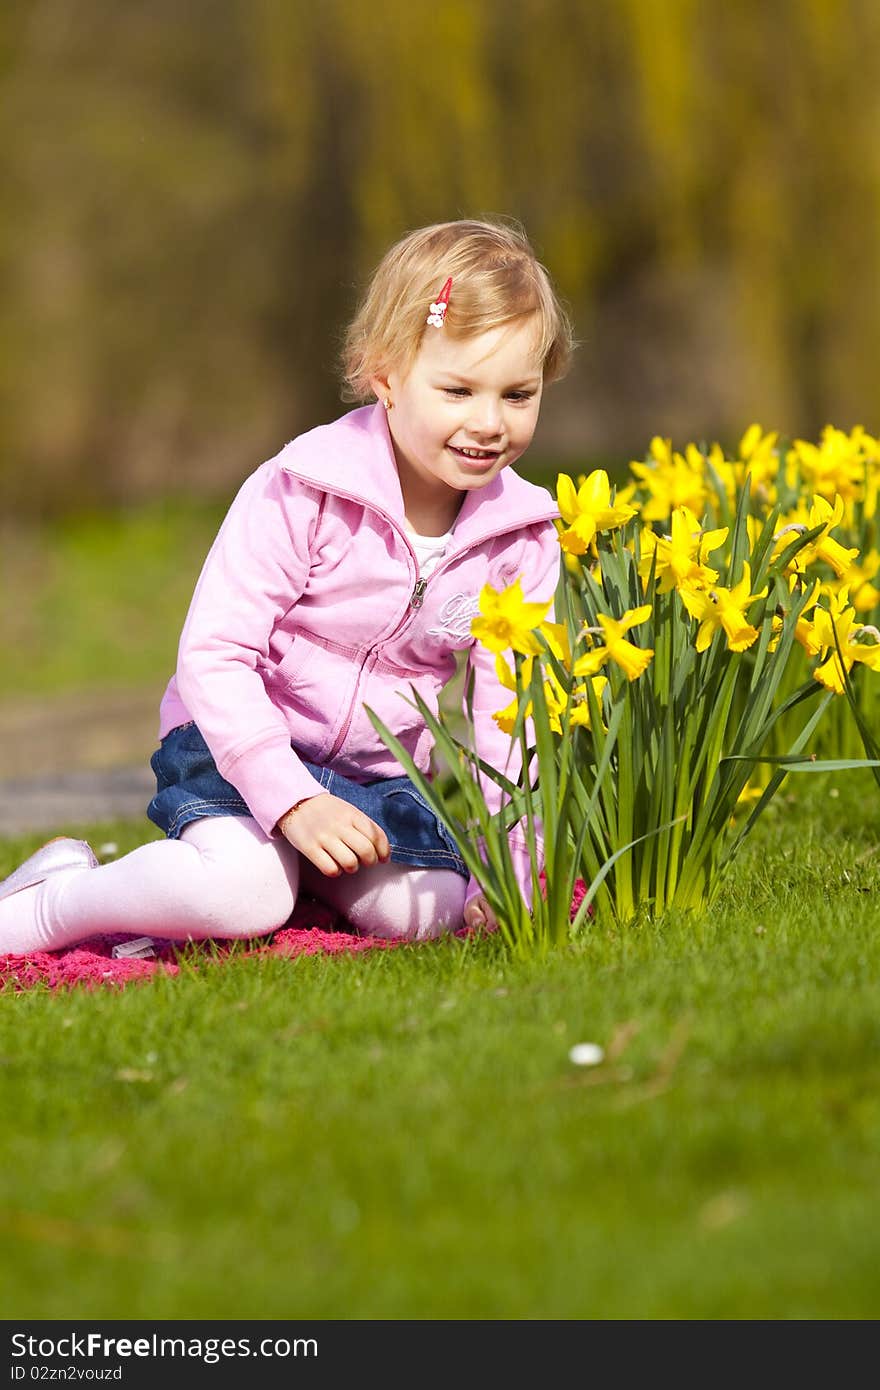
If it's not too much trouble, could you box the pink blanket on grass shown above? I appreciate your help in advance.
[0,878,588,992]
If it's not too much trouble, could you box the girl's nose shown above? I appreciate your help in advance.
[469,398,503,438]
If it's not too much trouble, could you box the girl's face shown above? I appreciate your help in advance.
[372,317,544,511]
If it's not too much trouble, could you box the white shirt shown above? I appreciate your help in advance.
[405,524,453,579]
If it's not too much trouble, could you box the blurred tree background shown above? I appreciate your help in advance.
[2,0,880,516]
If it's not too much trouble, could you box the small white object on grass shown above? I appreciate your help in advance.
[568,1042,605,1067]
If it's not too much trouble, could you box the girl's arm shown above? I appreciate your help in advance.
[173,460,331,838]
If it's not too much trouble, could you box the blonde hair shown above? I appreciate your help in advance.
[340,218,574,401]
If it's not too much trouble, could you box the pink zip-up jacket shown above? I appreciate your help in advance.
[158,402,561,906]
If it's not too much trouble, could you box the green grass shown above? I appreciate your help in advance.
[2,772,879,1319]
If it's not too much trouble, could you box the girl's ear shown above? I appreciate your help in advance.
[369,371,392,403]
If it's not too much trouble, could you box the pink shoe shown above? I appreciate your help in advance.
[0,837,98,903]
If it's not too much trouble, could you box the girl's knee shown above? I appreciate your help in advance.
[365,903,457,942]
[178,827,298,939]
[209,864,297,937]
[339,868,467,943]
[361,911,433,942]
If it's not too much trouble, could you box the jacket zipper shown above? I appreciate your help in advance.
[324,553,463,761]
[325,579,426,762]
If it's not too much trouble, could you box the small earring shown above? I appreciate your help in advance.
[382,396,393,411]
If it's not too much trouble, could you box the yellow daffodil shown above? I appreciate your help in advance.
[786,577,827,657]
[842,549,880,615]
[693,429,779,513]
[538,621,571,662]
[492,649,605,735]
[736,780,765,808]
[802,495,860,576]
[738,424,781,498]
[773,494,860,578]
[745,515,766,551]
[794,586,880,692]
[536,621,610,728]
[764,574,817,656]
[629,436,708,523]
[638,505,729,594]
[492,652,537,734]
[794,608,823,658]
[864,441,879,521]
[568,679,607,729]
[492,651,568,734]
[471,578,550,656]
[574,604,654,682]
[806,588,854,656]
[728,773,772,825]
[556,470,638,555]
[700,441,740,509]
[679,564,767,653]
[555,517,588,574]
[786,426,867,508]
[812,603,880,695]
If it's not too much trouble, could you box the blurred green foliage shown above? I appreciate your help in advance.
[0,500,224,696]
[2,0,880,514]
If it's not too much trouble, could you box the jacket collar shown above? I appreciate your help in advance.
[278,403,559,550]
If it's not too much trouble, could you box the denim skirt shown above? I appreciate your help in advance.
[147,722,467,878]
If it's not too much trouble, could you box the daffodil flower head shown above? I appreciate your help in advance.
[789,576,828,656]
[738,424,780,492]
[538,620,572,665]
[736,779,766,808]
[843,548,880,614]
[492,652,532,733]
[638,506,728,594]
[710,448,740,509]
[812,598,880,694]
[556,470,638,556]
[806,494,860,576]
[864,438,879,520]
[573,604,654,682]
[786,426,867,508]
[629,436,708,522]
[794,610,823,657]
[745,515,766,549]
[775,494,860,578]
[471,578,550,656]
[491,651,569,735]
[541,670,570,733]
[679,563,767,653]
[569,674,609,729]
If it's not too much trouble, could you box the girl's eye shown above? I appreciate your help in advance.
[441,387,535,401]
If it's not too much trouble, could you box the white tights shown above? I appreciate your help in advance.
[0,816,468,956]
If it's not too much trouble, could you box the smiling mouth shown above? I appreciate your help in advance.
[448,445,501,463]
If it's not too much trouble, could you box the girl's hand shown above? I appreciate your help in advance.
[277,794,391,877]
[463,893,498,933]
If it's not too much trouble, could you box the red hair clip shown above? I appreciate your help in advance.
[426,277,452,328]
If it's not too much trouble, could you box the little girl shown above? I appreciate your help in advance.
[0,219,573,952]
